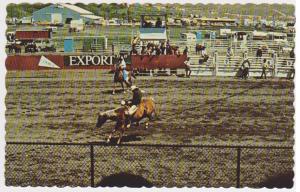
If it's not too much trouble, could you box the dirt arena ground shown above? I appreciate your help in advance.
[5,70,294,187]
[5,70,294,145]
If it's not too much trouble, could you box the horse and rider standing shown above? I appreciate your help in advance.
[237,58,251,79]
[113,56,135,94]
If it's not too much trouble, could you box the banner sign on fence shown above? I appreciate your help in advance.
[6,55,117,71]
[131,55,187,69]
[64,55,114,66]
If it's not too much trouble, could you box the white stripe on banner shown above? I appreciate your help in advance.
[38,56,60,69]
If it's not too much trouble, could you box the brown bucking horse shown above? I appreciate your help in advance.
[95,97,157,144]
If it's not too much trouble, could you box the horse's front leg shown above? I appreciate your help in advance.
[145,117,150,129]
[117,127,125,145]
[107,129,116,143]
[120,82,126,93]
[112,82,116,95]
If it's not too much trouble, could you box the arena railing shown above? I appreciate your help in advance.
[5,141,293,188]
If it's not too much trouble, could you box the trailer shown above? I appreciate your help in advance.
[19,16,33,24]
[15,30,52,45]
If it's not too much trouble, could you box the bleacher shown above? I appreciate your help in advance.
[186,52,294,77]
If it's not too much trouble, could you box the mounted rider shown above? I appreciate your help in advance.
[241,57,251,79]
[128,85,144,115]
[114,56,130,85]
[122,85,145,127]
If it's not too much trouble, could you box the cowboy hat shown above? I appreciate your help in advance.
[131,85,138,91]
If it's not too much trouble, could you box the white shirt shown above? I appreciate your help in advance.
[184,60,191,67]
[120,59,126,69]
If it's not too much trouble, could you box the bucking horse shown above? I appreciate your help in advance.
[96,97,157,144]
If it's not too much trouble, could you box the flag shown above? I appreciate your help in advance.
[38,56,60,69]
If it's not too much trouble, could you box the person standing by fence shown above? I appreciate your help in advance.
[256,47,263,62]
[184,57,192,78]
[290,47,295,58]
[183,46,189,55]
[226,46,233,65]
[260,59,268,79]
[131,35,139,50]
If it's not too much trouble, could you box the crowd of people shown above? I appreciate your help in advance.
[142,17,164,28]
[130,38,185,56]
[125,34,295,80]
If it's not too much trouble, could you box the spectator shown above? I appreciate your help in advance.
[155,17,162,28]
[184,57,192,78]
[260,58,268,79]
[225,46,233,65]
[183,46,189,55]
[141,46,146,55]
[287,65,295,80]
[290,47,295,58]
[200,46,207,57]
[146,47,152,55]
[256,47,263,61]
[155,46,161,55]
[175,48,180,56]
[131,35,139,49]
[130,48,138,55]
[160,42,166,55]
[152,47,156,55]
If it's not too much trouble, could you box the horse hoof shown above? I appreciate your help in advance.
[106,139,110,143]
[112,92,115,95]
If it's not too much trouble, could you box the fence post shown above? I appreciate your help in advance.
[90,145,95,187]
[214,50,218,76]
[236,147,241,188]
[243,50,248,60]
[112,44,115,55]
[104,36,108,50]
[273,52,278,77]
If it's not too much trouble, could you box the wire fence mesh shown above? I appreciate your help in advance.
[5,142,293,188]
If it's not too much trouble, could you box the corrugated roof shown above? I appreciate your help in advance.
[81,15,103,20]
[140,31,167,40]
[59,3,93,15]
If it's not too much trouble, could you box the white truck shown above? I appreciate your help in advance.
[219,29,231,39]
[180,33,197,42]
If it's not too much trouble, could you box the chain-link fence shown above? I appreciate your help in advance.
[5,142,293,188]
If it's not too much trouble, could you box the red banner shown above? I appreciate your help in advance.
[15,30,51,40]
[5,55,115,71]
[131,55,187,69]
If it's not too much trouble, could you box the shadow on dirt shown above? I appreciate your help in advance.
[180,82,264,114]
[106,134,143,144]
[97,172,153,187]
[102,89,128,95]
[258,171,294,188]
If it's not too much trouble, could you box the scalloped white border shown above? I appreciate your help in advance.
[0,0,297,192]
